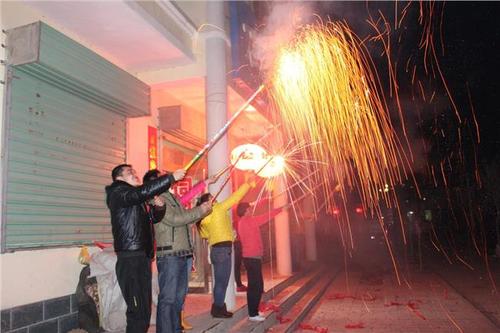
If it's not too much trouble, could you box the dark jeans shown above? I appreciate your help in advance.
[186,255,193,295]
[234,241,244,286]
[115,252,152,333]
[243,258,263,317]
[210,245,232,307]
[156,255,188,333]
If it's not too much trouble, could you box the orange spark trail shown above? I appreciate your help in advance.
[264,21,414,283]
[267,21,409,219]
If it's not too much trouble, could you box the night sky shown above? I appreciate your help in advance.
[253,1,500,168]
[439,2,500,160]
[317,1,500,163]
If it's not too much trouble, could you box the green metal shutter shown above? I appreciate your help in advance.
[2,22,150,250]
[3,67,125,249]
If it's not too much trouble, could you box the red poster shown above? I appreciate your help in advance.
[148,126,158,170]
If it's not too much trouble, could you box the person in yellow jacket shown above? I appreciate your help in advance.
[196,180,256,318]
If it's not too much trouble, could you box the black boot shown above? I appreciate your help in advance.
[222,303,233,318]
[211,303,232,318]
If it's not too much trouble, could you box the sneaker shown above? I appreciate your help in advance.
[237,285,248,292]
[249,315,266,322]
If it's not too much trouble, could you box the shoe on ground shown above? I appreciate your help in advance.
[211,304,232,318]
[222,303,234,317]
[249,315,266,322]
[237,285,247,292]
[181,310,192,330]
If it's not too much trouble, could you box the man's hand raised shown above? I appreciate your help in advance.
[172,169,186,181]
[207,175,219,185]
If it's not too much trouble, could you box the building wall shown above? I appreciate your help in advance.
[0,248,84,309]
[127,116,154,183]
[0,1,83,311]
[0,1,150,312]
[0,0,214,317]
[151,86,206,141]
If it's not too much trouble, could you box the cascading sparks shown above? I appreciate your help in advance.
[268,21,408,217]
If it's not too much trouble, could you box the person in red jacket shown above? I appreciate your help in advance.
[236,202,282,322]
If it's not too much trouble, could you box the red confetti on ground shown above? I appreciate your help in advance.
[362,294,377,301]
[259,302,281,313]
[410,309,427,320]
[327,293,376,301]
[327,293,358,300]
[407,301,426,320]
[385,300,426,320]
[299,323,315,330]
[345,322,365,329]
[407,301,420,310]
[298,323,328,332]
[259,302,267,312]
[276,315,292,324]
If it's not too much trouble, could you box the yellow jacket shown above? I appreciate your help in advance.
[199,183,254,246]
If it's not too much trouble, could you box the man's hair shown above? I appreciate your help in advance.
[197,193,211,206]
[143,169,161,184]
[111,164,131,181]
[237,202,250,217]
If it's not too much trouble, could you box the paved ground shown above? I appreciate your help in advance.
[99,223,500,333]
[294,234,500,333]
[429,252,500,328]
[296,267,499,333]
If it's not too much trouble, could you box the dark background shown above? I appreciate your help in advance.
[250,1,500,255]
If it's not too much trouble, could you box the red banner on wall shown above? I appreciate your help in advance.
[148,126,158,170]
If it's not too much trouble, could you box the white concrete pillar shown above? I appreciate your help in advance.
[205,1,236,310]
[273,177,292,275]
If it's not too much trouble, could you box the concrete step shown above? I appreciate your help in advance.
[188,264,317,333]
[227,266,330,333]
[268,272,336,333]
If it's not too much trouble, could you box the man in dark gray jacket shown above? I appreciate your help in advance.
[143,170,212,333]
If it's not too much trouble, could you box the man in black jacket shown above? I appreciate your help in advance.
[106,164,185,333]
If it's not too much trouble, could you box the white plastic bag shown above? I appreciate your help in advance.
[89,248,126,333]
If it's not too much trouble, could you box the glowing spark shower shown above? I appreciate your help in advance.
[267,21,407,216]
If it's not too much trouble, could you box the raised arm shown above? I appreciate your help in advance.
[250,197,271,209]
[110,174,176,207]
[219,182,254,211]
[250,208,283,227]
[179,180,207,207]
[163,205,209,227]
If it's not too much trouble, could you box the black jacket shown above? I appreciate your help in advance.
[105,174,174,257]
